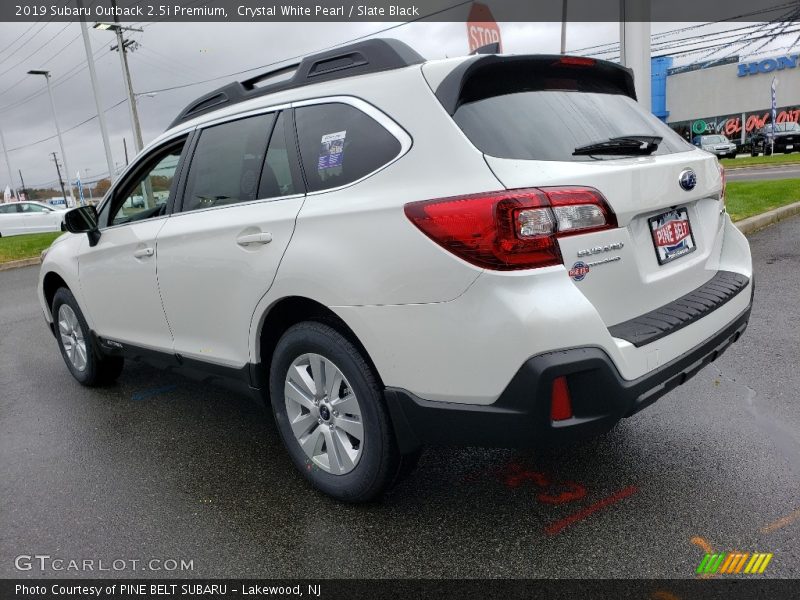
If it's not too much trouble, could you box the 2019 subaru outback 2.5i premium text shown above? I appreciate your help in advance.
[38,40,753,502]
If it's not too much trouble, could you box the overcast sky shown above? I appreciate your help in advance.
[0,19,794,192]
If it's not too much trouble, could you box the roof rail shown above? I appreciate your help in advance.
[168,38,425,129]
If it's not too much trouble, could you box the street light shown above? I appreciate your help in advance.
[28,69,75,203]
[93,21,144,154]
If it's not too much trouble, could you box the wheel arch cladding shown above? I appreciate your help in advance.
[257,296,385,393]
[43,271,69,310]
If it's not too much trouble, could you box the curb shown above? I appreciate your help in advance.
[735,200,800,235]
[725,162,800,171]
[0,257,41,272]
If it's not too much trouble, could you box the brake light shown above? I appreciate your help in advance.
[556,56,596,67]
[404,186,616,270]
[550,376,573,421]
[718,161,726,206]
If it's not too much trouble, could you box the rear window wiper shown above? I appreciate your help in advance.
[573,135,662,156]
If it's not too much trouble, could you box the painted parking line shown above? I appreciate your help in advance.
[761,508,800,534]
[131,384,178,401]
[544,485,638,536]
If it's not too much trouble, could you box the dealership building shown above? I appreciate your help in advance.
[651,53,800,143]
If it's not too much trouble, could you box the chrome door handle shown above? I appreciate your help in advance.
[133,247,154,258]
[236,232,273,246]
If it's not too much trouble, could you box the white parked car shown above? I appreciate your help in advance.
[0,201,67,237]
[38,40,753,502]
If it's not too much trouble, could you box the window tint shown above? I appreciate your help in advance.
[0,204,18,214]
[108,142,185,227]
[182,114,273,212]
[20,203,50,213]
[259,112,299,199]
[295,103,401,192]
[453,91,692,162]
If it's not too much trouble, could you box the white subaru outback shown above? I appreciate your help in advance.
[39,40,753,502]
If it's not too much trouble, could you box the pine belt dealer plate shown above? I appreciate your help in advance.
[649,207,696,265]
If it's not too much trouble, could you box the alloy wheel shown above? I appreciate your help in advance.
[284,353,364,475]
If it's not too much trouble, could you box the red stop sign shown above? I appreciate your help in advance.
[467,2,503,53]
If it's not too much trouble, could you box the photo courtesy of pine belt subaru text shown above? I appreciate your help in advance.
[38,39,753,502]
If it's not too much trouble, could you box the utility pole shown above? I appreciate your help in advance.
[78,0,116,183]
[0,126,17,199]
[123,137,129,165]
[560,0,567,54]
[18,169,27,200]
[51,152,67,204]
[95,3,144,154]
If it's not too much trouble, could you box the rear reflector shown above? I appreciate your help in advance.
[404,186,616,270]
[550,376,573,421]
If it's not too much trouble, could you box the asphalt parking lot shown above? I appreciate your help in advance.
[1,215,799,580]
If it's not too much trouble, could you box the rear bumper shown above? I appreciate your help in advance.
[386,293,752,452]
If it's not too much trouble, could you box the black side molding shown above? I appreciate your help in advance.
[609,271,750,348]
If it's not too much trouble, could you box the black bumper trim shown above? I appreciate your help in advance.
[608,271,749,347]
[386,302,751,452]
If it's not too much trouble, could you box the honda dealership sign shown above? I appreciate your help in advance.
[738,55,799,77]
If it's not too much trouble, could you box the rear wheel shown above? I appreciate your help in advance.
[269,321,412,502]
[52,288,124,386]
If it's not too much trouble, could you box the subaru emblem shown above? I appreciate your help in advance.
[679,169,697,191]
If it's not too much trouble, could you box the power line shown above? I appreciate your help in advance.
[0,23,72,80]
[0,21,42,57]
[6,98,127,153]
[140,0,473,95]
[0,43,110,112]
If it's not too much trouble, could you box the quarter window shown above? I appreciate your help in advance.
[294,103,401,193]
[182,114,273,212]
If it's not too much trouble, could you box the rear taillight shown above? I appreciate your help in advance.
[718,161,726,206]
[404,186,616,271]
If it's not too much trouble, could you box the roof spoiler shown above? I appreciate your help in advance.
[168,38,425,129]
[434,54,637,115]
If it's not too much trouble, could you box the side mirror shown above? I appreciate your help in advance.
[64,205,101,247]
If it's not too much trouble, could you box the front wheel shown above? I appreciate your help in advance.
[52,288,124,386]
[269,321,411,502]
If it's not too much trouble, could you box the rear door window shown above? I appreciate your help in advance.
[294,103,401,192]
[182,113,274,212]
[259,111,303,199]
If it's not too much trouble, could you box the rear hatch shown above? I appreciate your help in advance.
[423,55,726,327]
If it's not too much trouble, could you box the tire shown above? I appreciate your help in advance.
[269,321,406,502]
[52,288,124,386]
[750,149,759,157]
[729,152,737,159]
[765,146,773,156]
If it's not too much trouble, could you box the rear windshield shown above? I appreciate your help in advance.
[702,135,727,143]
[453,90,693,162]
